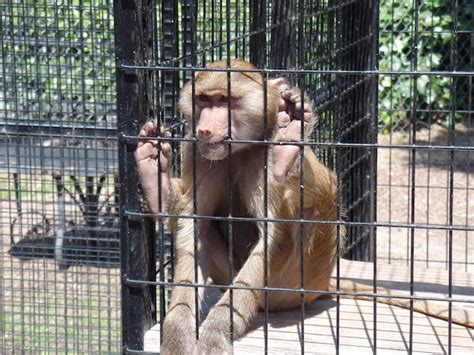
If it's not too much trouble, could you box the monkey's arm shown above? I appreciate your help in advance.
[196,235,266,353]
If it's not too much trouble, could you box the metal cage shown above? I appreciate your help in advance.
[1,0,120,352]
[1,0,472,353]
[115,0,378,352]
[115,0,472,353]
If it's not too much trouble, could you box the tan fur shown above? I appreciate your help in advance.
[158,60,340,354]
[330,279,473,329]
[140,59,472,354]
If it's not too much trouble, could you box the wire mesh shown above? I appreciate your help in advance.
[1,0,120,353]
[377,0,473,272]
[116,0,472,353]
[1,0,472,353]
[118,0,378,353]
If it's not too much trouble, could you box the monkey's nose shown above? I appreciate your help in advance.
[197,128,212,139]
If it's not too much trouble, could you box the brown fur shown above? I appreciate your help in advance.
[138,59,472,354]
[160,60,341,353]
[331,280,473,328]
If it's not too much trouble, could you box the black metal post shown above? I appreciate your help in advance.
[270,0,295,69]
[337,0,378,261]
[181,0,197,80]
[161,0,180,122]
[249,0,267,67]
[114,0,156,352]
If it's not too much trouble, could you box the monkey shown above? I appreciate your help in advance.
[136,60,473,354]
[137,59,335,353]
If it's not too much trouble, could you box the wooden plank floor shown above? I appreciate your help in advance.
[144,260,473,354]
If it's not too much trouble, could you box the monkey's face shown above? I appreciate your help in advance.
[178,61,279,161]
[189,91,277,160]
[194,93,230,160]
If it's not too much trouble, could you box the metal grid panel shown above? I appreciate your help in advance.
[117,0,472,353]
[0,0,471,353]
[0,0,120,353]
[377,0,473,271]
[116,0,383,353]
[150,0,377,261]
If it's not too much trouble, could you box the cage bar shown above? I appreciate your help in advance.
[114,0,156,351]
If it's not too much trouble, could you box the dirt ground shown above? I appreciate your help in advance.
[376,123,473,272]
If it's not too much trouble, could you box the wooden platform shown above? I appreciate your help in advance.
[144,260,473,354]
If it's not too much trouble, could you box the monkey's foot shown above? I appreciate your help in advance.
[136,120,172,216]
[272,112,308,182]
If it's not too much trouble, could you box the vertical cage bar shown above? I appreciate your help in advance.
[114,0,156,351]
[249,0,266,67]
[447,0,459,351]
[338,0,378,262]
[408,0,420,350]
[270,0,295,69]
[160,2,179,311]
[369,0,380,350]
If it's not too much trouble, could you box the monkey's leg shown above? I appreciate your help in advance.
[196,237,267,354]
[161,219,209,355]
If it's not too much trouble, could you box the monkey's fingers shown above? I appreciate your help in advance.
[136,142,171,216]
[269,78,292,111]
[138,120,170,162]
[268,77,287,88]
[289,93,302,103]
[278,97,288,111]
[292,103,313,123]
[160,142,171,158]
[158,142,172,173]
[272,119,307,182]
[276,111,291,129]
[139,119,167,137]
[281,88,298,101]
[139,120,157,137]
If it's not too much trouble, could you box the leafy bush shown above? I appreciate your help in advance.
[2,0,470,129]
[378,0,471,131]
[0,0,115,122]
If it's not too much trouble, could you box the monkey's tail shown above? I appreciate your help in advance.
[328,279,474,329]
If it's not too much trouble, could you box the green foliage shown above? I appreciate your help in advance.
[378,0,469,131]
[2,0,469,130]
[0,0,115,122]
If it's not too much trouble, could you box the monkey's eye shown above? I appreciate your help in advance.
[221,96,229,103]
[197,95,209,102]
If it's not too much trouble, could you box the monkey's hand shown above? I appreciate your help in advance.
[136,120,171,217]
[270,79,314,182]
